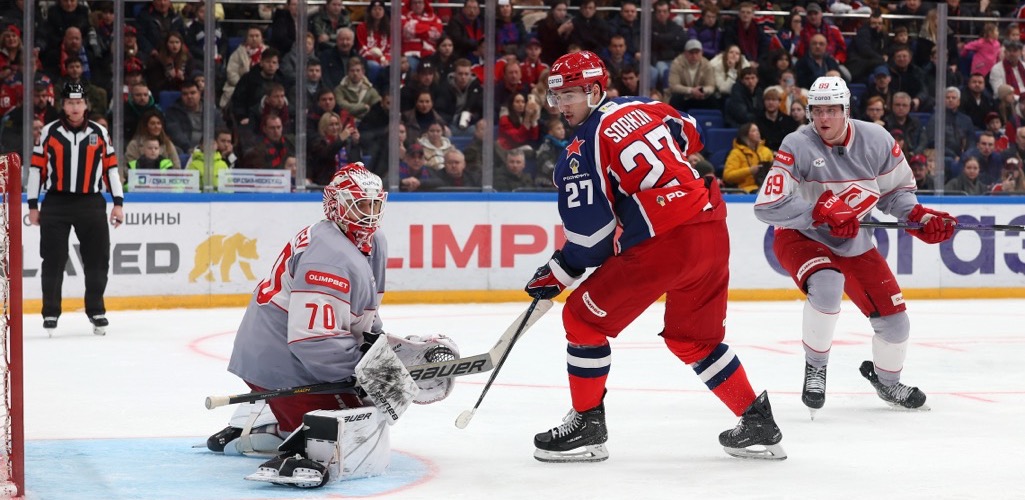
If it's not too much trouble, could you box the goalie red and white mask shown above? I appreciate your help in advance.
[323,163,387,254]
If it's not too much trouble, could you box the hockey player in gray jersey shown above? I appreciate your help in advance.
[754,76,957,417]
[206,163,459,488]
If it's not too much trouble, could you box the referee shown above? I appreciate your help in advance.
[28,82,125,337]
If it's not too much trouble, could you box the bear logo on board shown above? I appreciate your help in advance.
[189,233,259,282]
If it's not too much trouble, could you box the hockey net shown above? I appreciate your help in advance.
[0,152,23,497]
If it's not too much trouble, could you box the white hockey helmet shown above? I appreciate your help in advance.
[806,76,851,125]
[323,162,387,254]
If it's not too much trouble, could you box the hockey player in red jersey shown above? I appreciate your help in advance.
[524,50,786,463]
[754,76,957,417]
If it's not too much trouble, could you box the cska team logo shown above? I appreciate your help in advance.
[565,137,585,158]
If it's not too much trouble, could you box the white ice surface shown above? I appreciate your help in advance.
[22,300,1024,499]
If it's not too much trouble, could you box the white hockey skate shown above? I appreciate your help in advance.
[719,391,787,461]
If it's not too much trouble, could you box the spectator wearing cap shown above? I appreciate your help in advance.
[568,0,610,54]
[722,2,776,66]
[520,37,549,86]
[357,0,392,85]
[400,60,443,112]
[909,154,935,190]
[993,156,1025,193]
[796,3,847,65]
[861,66,892,116]
[445,0,485,61]
[399,143,442,192]
[961,131,1003,182]
[668,39,715,110]
[984,111,1009,152]
[134,0,185,56]
[495,0,528,55]
[846,10,887,83]
[989,40,1025,97]
[0,24,30,76]
[43,0,92,54]
[961,73,996,130]
[318,27,361,89]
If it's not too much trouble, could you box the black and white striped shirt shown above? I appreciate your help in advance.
[28,119,124,210]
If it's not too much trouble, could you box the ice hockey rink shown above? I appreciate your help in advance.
[20,299,1025,499]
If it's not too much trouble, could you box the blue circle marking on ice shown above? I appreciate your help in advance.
[26,437,433,499]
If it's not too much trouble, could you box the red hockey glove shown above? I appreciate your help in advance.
[906,204,956,244]
[525,250,584,300]
[812,191,860,239]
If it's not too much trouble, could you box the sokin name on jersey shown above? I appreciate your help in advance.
[602,108,654,144]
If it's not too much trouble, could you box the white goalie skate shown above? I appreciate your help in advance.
[245,453,329,488]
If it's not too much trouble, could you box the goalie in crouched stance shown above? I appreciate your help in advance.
[206,164,459,488]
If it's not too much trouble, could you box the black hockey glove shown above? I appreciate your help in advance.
[524,250,585,300]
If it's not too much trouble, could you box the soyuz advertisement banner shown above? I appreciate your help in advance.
[17,194,1025,301]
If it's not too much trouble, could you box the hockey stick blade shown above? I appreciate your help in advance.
[859,221,1025,232]
[455,297,549,429]
[205,300,554,410]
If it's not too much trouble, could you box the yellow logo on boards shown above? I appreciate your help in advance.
[188,233,260,283]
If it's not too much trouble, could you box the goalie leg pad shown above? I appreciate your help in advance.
[386,333,461,404]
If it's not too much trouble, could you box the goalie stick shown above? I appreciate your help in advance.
[204,299,554,410]
[858,221,1025,232]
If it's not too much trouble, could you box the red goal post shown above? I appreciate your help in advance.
[1,152,24,497]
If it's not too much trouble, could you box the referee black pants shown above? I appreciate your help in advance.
[39,193,110,319]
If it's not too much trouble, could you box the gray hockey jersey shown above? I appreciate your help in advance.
[754,120,920,257]
[228,221,388,390]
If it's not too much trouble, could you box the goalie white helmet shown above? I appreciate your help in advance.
[323,163,387,254]
[806,76,851,128]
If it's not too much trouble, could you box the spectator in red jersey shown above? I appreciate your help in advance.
[796,2,847,65]
[400,0,444,72]
[357,0,392,86]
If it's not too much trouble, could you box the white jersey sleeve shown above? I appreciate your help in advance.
[753,137,817,230]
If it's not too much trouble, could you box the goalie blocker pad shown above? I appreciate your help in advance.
[245,407,390,487]
[386,334,461,404]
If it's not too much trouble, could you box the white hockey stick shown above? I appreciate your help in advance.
[455,297,547,429]
[205,300,554,410]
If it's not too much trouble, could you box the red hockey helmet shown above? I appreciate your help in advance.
[323,162,387,254]
[547,51,609,108]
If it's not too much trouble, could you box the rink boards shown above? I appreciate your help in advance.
[17,193,1025,310]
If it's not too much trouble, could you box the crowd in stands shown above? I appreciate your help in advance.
[1,0,1025,193]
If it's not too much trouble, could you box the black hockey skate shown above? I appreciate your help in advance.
[719,391,787,460]
[802,363,827,420]
[43,317,58,338]
[89,315,108,336]
[534,402,609,463]
[859,361,929,410]
[245,452,329,488]
[206,426,243,452]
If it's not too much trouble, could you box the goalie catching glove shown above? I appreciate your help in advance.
[525,250,585,299]
[812,190,860,239]
[906,204,956,244]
